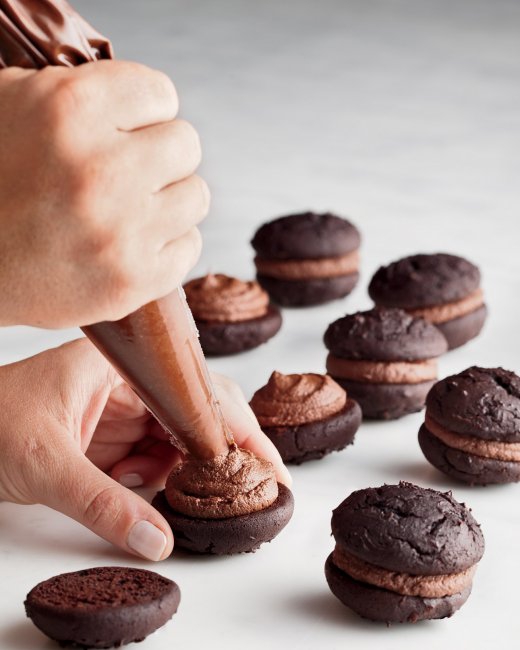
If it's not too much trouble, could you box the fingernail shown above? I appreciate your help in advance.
[119,473,144,488]
[127,520,167,561]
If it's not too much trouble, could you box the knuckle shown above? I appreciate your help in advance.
[190,226,203,254]
[101,241,142,306]
[65,172,104,235]
[191,176,211,216]
[42,72,87,129]
[152,69,178,106]
[83,484,124,531]
[84,221,118,261]
[182,228,202,273]
[177,119,201,155]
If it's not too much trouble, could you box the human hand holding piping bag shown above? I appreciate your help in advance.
[0,60,206,328]
[0,339,291,561]
[0,0,291,561]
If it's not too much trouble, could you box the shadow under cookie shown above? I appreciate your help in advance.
[152,483,294,555]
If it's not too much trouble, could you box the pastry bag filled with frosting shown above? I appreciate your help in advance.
[0,0,233,459]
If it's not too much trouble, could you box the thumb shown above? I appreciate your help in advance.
[42,446,174,561]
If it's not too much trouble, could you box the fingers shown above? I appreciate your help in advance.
[126,119,202,192]
[110,440,183,489]
[78,60,179,130]
[153,226,203,294]
[43,446,174,561]
[152,175,210,242]
[211,373,292,487]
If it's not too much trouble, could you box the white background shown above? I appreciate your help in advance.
[1,1,519,648]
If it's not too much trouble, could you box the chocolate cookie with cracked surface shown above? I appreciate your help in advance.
[184,274,282,355]
[324,307,447,419]
[251,211,361,307]
[25,567,180,648]
[250,371,361,464]
[325,482,484,623]
[368,253,487,350]
[153,445,294,554]
[419,366,520,485]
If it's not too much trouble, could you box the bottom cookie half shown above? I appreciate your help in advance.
[153,483,294,555]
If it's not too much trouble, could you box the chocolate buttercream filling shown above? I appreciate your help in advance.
[408,289,484,324]
[425,414,520,462]
[332,545,475,598]
[254,250,359,280]
[184,274,269,323]
[326,354,438,384]
[250,371,347,427]
[165,445,279,519]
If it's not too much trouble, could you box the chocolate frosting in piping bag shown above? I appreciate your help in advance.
[0,0,238,461]
[0,0,112,67]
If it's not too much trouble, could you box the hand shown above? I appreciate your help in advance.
[0,61,207,328]
[0,339,291,561]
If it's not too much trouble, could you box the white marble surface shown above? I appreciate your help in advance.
[1,1,519,648]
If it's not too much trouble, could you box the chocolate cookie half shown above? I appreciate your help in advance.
[25,567,180,648]
[368,253,487,350]
[251,211,361,307]
[184,274,282,355]
[325,482,484,623]
[153,483,294,554]
[419,366,520,485]
[324,308,447,419]
[154,446,294,555]
[250,371,361,464]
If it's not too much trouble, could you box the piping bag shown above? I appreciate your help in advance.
[0,0,234,459]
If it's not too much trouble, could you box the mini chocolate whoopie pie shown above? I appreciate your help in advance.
[369,253,487,350]
[251,211,361,307]
[325,482,484,624]
[250,371,361,464]
[419,366,520,485]
[152,446,294,555]
[324,308,448,419]
[25,567,180,648]
[184,273,282,355]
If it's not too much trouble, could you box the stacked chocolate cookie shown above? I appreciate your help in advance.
[369,253,487,350]
[419,367,520,485]
[325,483,485,623]
[324,308,448,419]
[252,212,361,306]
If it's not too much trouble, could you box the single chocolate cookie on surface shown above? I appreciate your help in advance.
[25,567,180,649]
[324,308,448,419]
[184,274,282,355]
[325,482,484,623]
[251,211,361,307]
[250,371,361,464]
[419,366,520,485]
[368,253,487,350]
[153,445,294,554]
